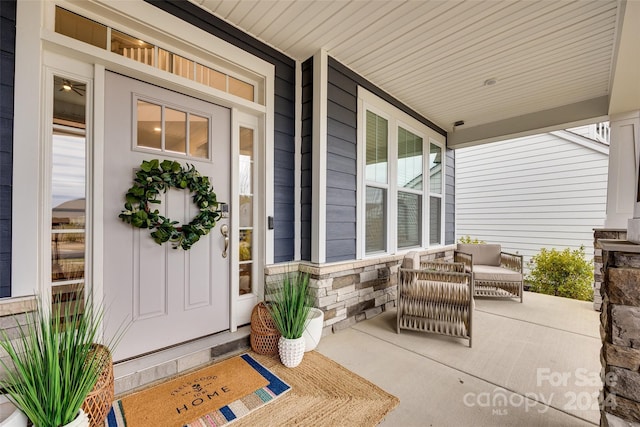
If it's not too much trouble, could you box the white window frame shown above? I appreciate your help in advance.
[357,88,446,259]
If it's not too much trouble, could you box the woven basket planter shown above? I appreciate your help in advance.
[250,302,281,356]
[82,344,114,427]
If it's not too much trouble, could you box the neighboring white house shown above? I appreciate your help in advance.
[455,124,609,272]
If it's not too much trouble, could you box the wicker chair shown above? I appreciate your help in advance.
[397,268,474,347]
[455,243,523,302]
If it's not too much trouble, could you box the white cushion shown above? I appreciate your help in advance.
[457,243,501,266]
[473,265,522,282]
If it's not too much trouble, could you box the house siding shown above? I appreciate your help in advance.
[326,61,358,262]
[300,57,313,261]
[455,131,608,270]
[146,0,296,262]
[0,0,16,297]
[325,57,450,262]
[445,149,455,245]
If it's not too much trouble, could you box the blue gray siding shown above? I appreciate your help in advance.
[147,0,296,262]
[445,149,455,245]
[326,61,358,262]
[300,58,313,261]
[0,0,15,297]
[325,57,450,262]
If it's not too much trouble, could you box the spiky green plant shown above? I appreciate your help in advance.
[0,293,109,426]
[266,271,312,340]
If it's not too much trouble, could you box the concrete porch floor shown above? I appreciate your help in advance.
[316,291,601,426]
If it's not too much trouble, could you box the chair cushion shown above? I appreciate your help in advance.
[473,265,523,282]
[457,243,501,266]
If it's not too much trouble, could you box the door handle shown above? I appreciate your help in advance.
[220,224,229,258]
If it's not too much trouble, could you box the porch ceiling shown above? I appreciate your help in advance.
[192,0,640,148]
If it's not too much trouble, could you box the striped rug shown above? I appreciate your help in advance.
[105,354,290,427]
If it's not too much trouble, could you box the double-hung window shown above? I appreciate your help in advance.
[359,88,445,257]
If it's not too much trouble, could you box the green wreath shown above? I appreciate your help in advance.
[119,159,221,250]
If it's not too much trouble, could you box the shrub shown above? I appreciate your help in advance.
[526,246,594,301]
[457,235,486,244]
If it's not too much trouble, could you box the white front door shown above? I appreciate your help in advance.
[103,72,230,361]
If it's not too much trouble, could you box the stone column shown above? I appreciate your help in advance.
[605,112,639,229]
[594,229,627,311]
[599,240,640,426]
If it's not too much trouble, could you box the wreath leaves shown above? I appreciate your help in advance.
[119,159,221,250]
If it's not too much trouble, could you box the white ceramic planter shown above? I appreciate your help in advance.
[303,308,324,352]
[61,409,89,427]
[278,336,305,368]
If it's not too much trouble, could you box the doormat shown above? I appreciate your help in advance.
[105,354,290,427]
[232,351,400,426]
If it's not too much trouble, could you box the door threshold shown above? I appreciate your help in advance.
[113,326,250,396]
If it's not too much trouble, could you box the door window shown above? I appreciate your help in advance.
[136,99,210,159]
[239,127,254,295]
[51,76,87,307]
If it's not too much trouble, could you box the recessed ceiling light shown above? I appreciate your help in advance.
[153,127,162,132]
[483,78,497,87]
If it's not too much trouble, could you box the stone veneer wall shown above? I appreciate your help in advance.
[594,229,627,311]
[264,245,455,335]
[599,240,640,426]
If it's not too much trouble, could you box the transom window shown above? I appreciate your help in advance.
[360,89,445,256]
[54,6,259,103]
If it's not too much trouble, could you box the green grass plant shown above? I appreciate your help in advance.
[0,293,108,426]
[266,271,312,340]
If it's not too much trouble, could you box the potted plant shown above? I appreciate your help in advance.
[266,271,312,368]
[0,291,113,427]
[303,307,324,352]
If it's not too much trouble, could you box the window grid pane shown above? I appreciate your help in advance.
[397,192,421,248]
[111,30,154,66]
[189,114,209,158]
[136,101,162,150]
[366,186,387,253]
[55,7,107,49]
[430,143,443,194]
[365,111,388,184]
[164,108,187,154]
[398,127,423,190]
[429,196,442,245]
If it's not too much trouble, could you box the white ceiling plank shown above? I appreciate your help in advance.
[191,0,623,133]
[371,2,613,85]
[335,1,461,62]
[226,1,264,28]
[277,2,351,53]
[243,1,296,36]
[302,1,402,61]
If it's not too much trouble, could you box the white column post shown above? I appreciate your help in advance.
[311,50,328,264]
[604,111,640,231]
[621,112,640,242]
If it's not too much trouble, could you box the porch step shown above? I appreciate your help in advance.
[112,326,250,397]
